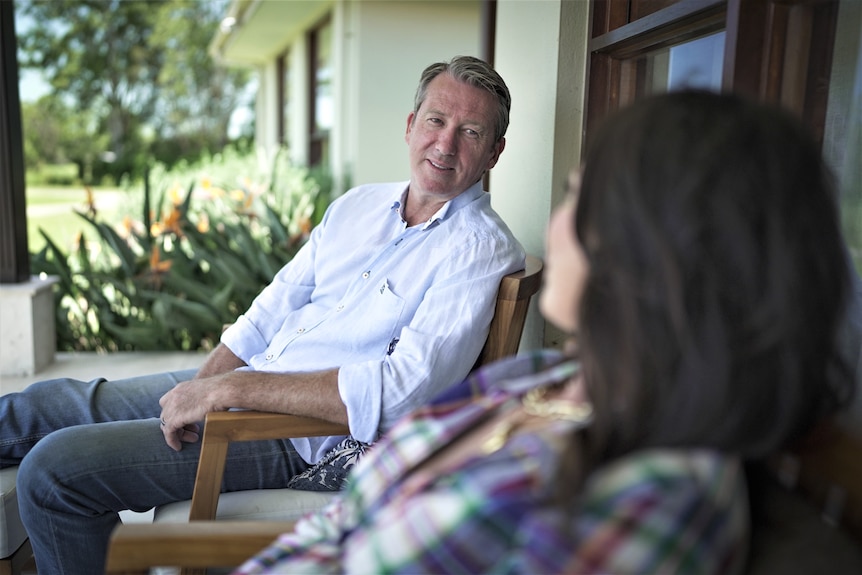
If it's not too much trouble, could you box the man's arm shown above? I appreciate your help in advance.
[158,367,345,451]
[193,342,248,379]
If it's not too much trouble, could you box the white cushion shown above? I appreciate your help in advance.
[153,488,338,523]
[0,466,28,559]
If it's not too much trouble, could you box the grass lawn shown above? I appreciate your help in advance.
[26,185,136,253]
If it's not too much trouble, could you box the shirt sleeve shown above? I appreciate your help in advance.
[337,238,524,443]
[231,496,355,574]
[220,211,324,362]
[543,454,749,575]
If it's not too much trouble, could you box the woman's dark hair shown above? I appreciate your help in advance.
[575,91,853,462]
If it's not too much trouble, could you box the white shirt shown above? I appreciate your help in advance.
[221,180,525,462]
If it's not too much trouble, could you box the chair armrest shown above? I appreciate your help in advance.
[202,410,350,442]
[105,521,295,574]
[190,411,349,521]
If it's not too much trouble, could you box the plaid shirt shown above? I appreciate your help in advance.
[234,351,749,574]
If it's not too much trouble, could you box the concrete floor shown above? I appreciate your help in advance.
[0,351,206,395]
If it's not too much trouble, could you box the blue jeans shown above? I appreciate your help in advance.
[0,371,310,575]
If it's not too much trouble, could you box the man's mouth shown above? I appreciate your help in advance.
[428,160,454,171]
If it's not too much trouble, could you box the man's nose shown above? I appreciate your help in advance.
[435,127,458,155]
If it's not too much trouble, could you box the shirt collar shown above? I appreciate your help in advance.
[392,180,486,230]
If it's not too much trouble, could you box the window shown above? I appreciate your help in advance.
[587,0,838,144]
[308,15,332,167]
[586,0,859,271]
[277,50,291,148]
[641,31,725,94]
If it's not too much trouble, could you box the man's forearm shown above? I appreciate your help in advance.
[194,343,247,379]
[215,368,348,425]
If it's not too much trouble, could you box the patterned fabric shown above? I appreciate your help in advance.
[285,437,370,491]
[234,351,750,575]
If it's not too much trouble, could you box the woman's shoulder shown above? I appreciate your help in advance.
[586,448,744,497]
[432,349,574,406]
[571,449,749,575]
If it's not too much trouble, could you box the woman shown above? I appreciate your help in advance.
[234,91,854,574]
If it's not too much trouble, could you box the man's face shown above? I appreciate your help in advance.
[405,73,505,201]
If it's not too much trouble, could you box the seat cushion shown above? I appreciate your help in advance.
[153,488,339,523]
[0,466,28,559]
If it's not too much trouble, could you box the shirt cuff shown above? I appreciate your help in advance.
[221,315,268,364]
[337,361,384,444]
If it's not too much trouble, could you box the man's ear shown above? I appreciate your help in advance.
[404,112,416,143]
[486,137,506,171]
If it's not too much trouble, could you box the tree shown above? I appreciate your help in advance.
[16,0,252,182]
[21,95,108,180]
[149,0,252,164]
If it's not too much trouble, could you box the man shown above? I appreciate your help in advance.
[0,55,525,575]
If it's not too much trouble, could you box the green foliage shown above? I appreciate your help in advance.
[26,163,81,187]
[843,195,862,275]
[30,149,331,352]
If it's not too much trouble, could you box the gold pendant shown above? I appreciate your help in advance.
[481,419,515,455]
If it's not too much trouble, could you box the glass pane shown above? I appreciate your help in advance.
[314,20,333,134]
[281,53,291,147]
[825,0,862,274]
[642,31,726,95]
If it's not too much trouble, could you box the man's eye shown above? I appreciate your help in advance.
[464,128,480,138]
[427,118,443,125]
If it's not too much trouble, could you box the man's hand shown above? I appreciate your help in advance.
[157,367,347,451]
[158,376,224,451]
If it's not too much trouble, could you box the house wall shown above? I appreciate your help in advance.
[492,0,590,351]
[341,0,482,187]
[248,0,481,192]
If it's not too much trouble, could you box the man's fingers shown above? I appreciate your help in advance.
[162,426,183,451]
[160,418,201,451]
[179,426,200,444]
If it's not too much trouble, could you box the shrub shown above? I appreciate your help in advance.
[27,162,81,186]
[30,148,331,352]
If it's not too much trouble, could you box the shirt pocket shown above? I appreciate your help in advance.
[357,279,406,353]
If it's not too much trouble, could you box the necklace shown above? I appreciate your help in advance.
[480,386,593,455]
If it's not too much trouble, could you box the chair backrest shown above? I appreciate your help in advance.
[475,254,543,367]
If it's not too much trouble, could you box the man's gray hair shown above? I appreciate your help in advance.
[413,55,511,143]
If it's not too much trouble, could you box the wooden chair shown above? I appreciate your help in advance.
[106,255,543,574]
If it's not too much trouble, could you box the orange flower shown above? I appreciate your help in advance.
[298,216,312,237]
[146,244,172,289]
[149,245,172,273]
[197,213,210,233]
[84,187,97,217]
[168,183,184,206]
[163,207,184,236]
[118,216,134,239]
[151,207,184,238]
[242,192,254,212]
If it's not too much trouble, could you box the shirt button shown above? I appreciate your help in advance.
[337,304,345,311]
[297,327,305,333]
[265,353,273,360]
[362,271,370,279]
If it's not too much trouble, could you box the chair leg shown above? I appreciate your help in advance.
[0,538,35,575]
